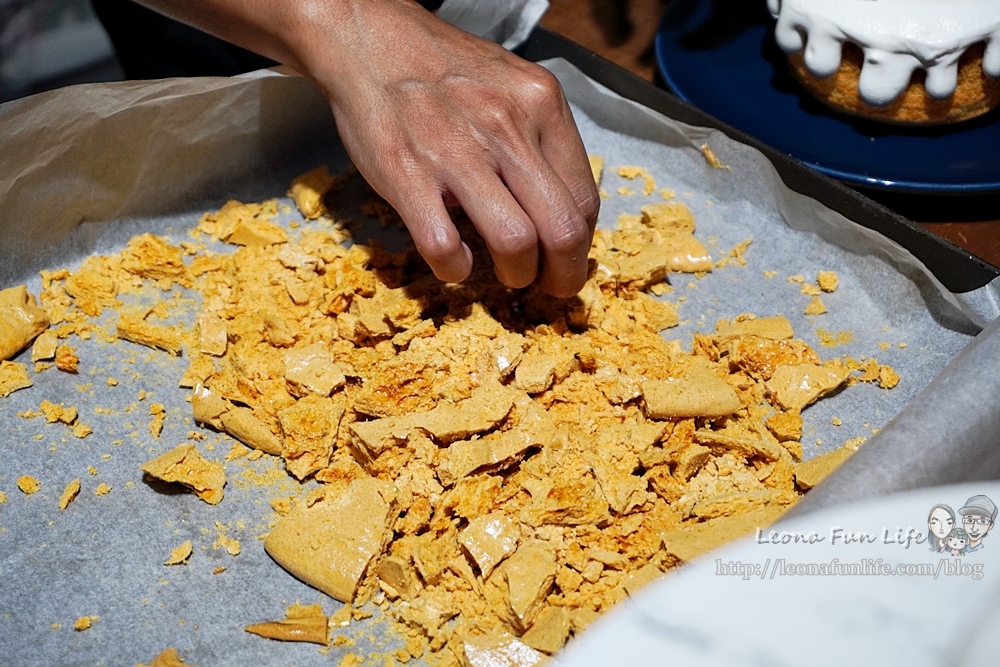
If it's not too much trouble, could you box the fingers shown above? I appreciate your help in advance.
[403,117,595,296]
[499,153,592,298]
[449,169,539,289]
[537,89,601,239]
[501,68,600,297]
[329,34,599,297]
[389,181,473,284]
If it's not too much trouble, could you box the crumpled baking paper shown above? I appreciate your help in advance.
[1,55,999,666]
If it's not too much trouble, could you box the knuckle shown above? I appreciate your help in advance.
[546,213,592,255]
[519,64,563,107]
[411,144,447,171]
[490,223,537,259]
[575,186,601,227]
[477,95,520,134]
[548,215,590,255]
[414,224,462,265]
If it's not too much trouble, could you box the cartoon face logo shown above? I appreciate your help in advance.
[927,504,956,552]
[946,527,969,555]
[959,495,996,552]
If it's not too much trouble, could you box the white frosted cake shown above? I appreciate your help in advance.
[768,0,1000,124]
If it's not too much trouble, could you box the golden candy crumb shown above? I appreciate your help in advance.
[17,475,40,495]
[164,541,193,566]
[74,615,98,631]
[59,479,81,510]
[700,143,731,170]
[817,270,839,292]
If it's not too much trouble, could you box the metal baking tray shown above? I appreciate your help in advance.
[1,24,999,667]
[518,28,1000,506]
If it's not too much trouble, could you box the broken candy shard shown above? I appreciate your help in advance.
[190,384,227,429]
[439,426,537,487]
[0,361,32,398]
[117,316,183,356]
[284,342,346,397]
[641,365,740,419]
[765,362,850,411]
[438,398,552,486]
[519,606,571,655]
[523,473,611,527]
[219,406,283,456]
[164,541,193,566]
[640,202,696,234]
[264,477,396,603]
[224,217,287,246]
[64,256,119,316]
[409,381,519,443]
[459,512,519,579]
[278,394,346,480]
[244,617,328,645]
[139,648,197,667]
[120,233,187,282]
[795,441,860,490]
[463,634,546,667]
[712,315,794,343]
[514,353,557,394]
[59,478,81,510]
[588,155,604,185]
[694,430,783,462]
[723,336,820,381]
[350,381,517,460]
[817,270,839,292]
[245,603,329,646]
[766,412,803,442]
[663,234,713,273]
[196,313,227,357]
[140,444,226,505]
[377,555,417,599]
[503,542,557,632]
[661,505,789,562]
[288,165,336,219]
[0,285,50,361]
[614,245,671,291]
[349,416,414,463]
[31,330,57,362]
[412,531,457,587]
[804,296,827,315]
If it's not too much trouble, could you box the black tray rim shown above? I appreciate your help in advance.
[516,27,1000,295]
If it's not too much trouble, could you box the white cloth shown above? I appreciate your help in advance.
[436,0,548,49]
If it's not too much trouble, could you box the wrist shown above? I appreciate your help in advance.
[285,0,467,107]
[283,0,430,90]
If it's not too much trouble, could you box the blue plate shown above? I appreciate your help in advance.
[655,0,1000,193]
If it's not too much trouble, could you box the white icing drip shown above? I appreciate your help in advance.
[770,0,1000,105]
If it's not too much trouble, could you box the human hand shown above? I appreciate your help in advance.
[134,0,599,295]
[296,1,600,297]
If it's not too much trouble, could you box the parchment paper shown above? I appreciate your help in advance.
[2,59,1000,666]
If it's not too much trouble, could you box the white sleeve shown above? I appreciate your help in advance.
[435,0,549,50]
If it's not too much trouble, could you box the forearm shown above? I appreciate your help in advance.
[131,0,599,296]
[133,0,431,84]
